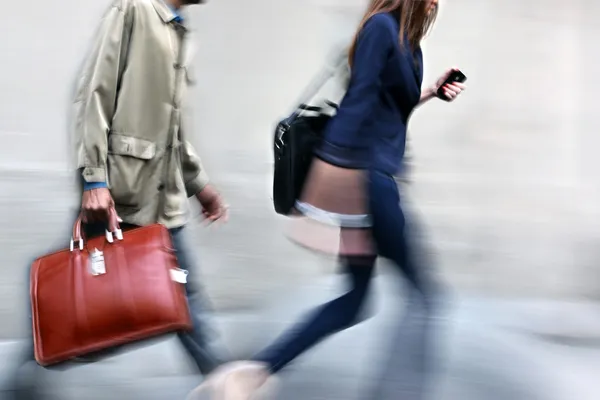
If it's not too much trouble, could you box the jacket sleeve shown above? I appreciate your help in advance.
[180,141,210,197]
[316,14,398,167]
[73,1,132,183]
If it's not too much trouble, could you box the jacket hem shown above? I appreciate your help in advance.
[315,141,370,169]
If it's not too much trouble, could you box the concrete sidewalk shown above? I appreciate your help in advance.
[1,275,599,400]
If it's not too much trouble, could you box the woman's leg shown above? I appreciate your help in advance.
[366,170,441,400]
[368,170,438,306]
[254,257,376,373]
[185,258,376,400]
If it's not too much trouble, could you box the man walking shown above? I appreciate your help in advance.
[13,0,230,397]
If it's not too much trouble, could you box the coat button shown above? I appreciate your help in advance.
[158,184,165,191]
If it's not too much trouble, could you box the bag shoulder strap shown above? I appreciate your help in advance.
[289,46,350,115]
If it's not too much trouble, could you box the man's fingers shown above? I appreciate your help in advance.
[107,211,117,232]
[83,209,95,222]
[202,208,228,226]
[222,205,230,222]
[219,204,229,222]
[202,215,217,226]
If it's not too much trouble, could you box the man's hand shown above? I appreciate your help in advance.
[81,187,114,223]
[195,184,229,224]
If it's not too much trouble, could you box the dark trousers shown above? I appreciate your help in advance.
[12,220,229,398]
[254,170,441,397]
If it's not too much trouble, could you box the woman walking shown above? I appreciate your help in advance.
[189,0,465,398]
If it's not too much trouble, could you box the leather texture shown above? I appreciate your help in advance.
[273,106,335,215]
[30,214,192,366]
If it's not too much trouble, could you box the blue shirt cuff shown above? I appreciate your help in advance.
[83,181,108,191]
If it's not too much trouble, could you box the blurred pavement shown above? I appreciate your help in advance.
[1,276,599,399]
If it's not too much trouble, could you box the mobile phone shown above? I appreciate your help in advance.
[437,69,467,101]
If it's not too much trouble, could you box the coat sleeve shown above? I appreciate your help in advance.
[73,0,133,183]
[180,141,210,197]
[336,15,394,129]
[315,14,394,167]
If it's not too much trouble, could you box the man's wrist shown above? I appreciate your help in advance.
[195,183,219,203]
[83,181,108,191]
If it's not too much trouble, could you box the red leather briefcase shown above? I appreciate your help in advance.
[30,211,193,366]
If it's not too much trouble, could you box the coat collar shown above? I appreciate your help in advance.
[151,0,180,24]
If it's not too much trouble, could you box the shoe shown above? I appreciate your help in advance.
[185,374,221,400]
[185,362,255,400]
[219,361,278,400]
[187,361,278,400]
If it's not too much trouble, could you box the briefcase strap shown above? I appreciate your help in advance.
[71,207,122,251]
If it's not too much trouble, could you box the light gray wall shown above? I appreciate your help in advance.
[0,0,599,338]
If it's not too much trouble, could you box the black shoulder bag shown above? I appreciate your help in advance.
[272,54,348,216]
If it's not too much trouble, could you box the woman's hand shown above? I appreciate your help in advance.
[433,67,467,102]
[418,67,467,106]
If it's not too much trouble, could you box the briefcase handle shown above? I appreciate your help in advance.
[70,207,123,252]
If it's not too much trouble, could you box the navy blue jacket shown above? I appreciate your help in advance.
[315,12,424,175]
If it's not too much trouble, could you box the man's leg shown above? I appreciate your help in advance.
[170,227,231,375]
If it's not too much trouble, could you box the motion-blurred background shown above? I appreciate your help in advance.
[0,0,599,399]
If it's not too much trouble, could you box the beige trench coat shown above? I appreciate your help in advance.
[73,0,208,228]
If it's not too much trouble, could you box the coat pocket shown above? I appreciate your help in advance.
[108,134,156,159]
[107,134,157,208]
